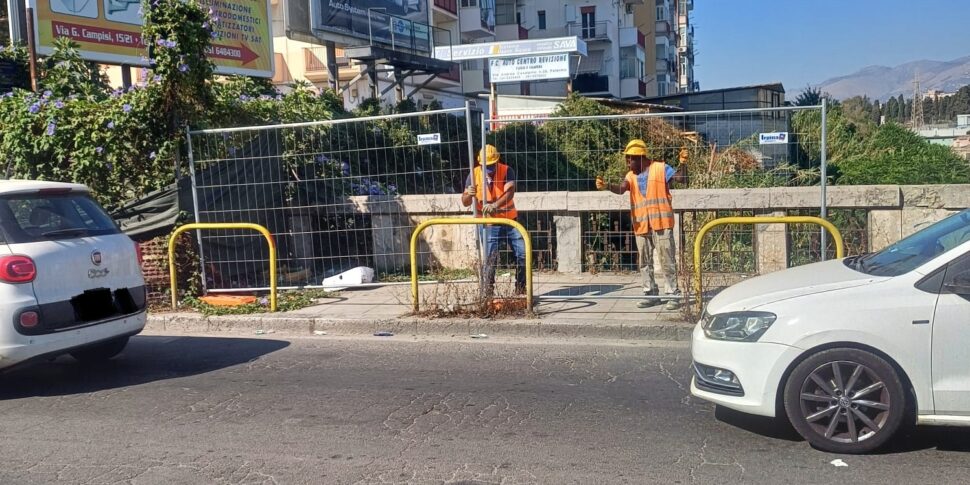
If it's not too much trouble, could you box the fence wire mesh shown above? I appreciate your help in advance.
[186,104,852,313]
[484,106,829,304]
[188,106,478,295]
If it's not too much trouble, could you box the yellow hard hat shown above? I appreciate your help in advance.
[478,144,501,165]
[623,139,649,157]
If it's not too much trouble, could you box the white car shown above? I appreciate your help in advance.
[691,209,970,453]
[0,180,146,371]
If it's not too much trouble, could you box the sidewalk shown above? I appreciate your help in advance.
[147,274,696,341]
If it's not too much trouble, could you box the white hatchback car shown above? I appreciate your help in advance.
[0,180,146,371]
[691,209,970,453]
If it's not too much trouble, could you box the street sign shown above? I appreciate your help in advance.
[488,54,570,84]
[434,36,587,62]
[27,0,274,77]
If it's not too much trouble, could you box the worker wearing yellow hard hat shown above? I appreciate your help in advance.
[596,139,682,310]
[460,144,527,297]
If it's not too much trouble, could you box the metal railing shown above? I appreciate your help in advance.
[568,20,611,42]
[169,223,278,311]
[692,216,844,314]
[410,217,534,312]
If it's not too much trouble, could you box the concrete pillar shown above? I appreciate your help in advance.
[756,211,788,274]
[554,214,582,273]
[372,214,410,273]
[868,210,902,252]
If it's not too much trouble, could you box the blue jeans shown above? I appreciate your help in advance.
[481,224,527,295]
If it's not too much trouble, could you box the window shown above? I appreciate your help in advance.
[537,10,546,30]
[0,194,120,243]
[658,82,667,96]
[581,8,596,39]
[461,0,477,7]
[848,210,970,277]
[516,12,521,25]
[626,4,634,14]
[656,5,667,22]
[943,253,970,294]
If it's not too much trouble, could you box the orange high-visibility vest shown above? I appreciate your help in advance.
[474,164,518,220]
[627,162,674,234]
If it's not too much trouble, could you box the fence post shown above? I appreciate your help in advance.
[820,99,829,260]
[185,126,208,293]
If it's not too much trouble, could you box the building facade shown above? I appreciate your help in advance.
[268,0,697,109]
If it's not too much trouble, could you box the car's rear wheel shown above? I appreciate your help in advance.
[70,336,129,364]
[783,348,906,454]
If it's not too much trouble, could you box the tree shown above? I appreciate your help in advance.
[896,94,906,122]
[836,123,970,185]
[795,85,823,106]
[885,96,899,121]
[0,0,9,45]
[872,99,882,125]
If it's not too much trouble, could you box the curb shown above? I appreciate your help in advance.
[146,313,695,341]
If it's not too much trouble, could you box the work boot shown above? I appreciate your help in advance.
[637,290,661,308]
[663,300,681,311]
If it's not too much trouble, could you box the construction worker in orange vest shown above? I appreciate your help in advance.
[461,144,527,297]
[596,139,681,310]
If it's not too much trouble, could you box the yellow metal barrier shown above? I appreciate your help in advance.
[168,223,278,312]
[410,218,533,312]
[693,216,845,313]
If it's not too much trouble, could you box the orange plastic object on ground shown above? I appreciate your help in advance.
[489,297,528,312]
[199,295,259,307]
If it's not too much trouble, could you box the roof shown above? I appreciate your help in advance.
[0,180,90,195]
[650,82,787,99]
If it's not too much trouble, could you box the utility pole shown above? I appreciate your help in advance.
[911,71,924,131]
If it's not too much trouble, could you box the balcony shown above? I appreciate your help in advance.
[568,20,611,43]
[619,27,639,47]
[303,48,353,83]
[433,0,458,16]
[460,6,495,39]
[655,58,672,74]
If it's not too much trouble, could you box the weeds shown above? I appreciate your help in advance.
[180,289,337,316]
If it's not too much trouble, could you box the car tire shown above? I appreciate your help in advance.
[70,336,130,364]
[783,347,907,454]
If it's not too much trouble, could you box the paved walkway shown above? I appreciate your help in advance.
[287,273,689,323]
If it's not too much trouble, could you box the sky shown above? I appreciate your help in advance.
[692,0,970,92]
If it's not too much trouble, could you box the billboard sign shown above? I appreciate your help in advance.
[435,36,587,62]
[488,53,570,83]
[312,0,430,52]
[27,0,274,77]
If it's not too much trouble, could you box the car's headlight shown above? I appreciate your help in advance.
[702,311,777,342]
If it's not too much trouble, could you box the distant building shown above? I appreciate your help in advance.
[925,89,955,102]
[642,82,785,111]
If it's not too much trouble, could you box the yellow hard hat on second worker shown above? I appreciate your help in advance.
[623,139,649,157]
[477,144,501,165]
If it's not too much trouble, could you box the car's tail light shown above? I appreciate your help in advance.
[19,311,39,328]
[134,241,144,266]
[0,255,37,283]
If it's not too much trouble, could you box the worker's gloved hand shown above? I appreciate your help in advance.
[464,184,477,197]
[595,176,607,191]
[482,203,497,216]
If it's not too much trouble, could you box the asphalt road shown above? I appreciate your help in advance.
[1,333,968,485]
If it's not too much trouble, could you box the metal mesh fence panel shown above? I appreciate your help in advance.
[188,106,476,292]
[484,106,832,304]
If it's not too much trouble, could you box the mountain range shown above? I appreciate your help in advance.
[814,55,970,101]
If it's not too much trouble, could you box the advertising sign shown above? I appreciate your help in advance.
[759,132,789,145]
[313,0,430,53]
[434,36,587,62]
[488,54,569,83]
[27,0,274,77]
[417,133,441,145]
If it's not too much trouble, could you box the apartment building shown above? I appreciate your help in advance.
[268,0,695,108]
[270,0,476,109]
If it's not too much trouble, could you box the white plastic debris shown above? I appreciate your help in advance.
[255,330,266,335]
[830,459,848,467]
[470,333,488,339]
[313,330,328,336]
[321,266,375,290]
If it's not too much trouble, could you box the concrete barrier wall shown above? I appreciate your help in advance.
[355,184,970,273]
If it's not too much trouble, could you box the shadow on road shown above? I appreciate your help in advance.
[715,405,801,442]
[0,335,289,400]
[716,405,970,454]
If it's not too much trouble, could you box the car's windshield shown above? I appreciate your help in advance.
[847,209,970,277]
